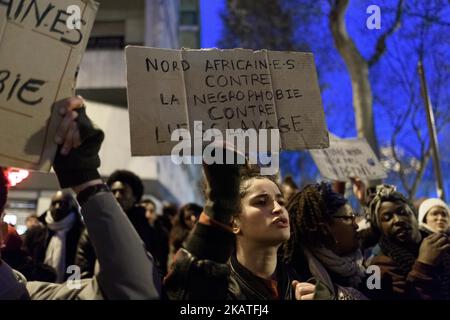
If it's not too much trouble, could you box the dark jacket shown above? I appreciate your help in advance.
[75,228,97,278]
[369,253,438,300]
[75,204,166,278]
[164,222,309,300]
[368,226,450,300]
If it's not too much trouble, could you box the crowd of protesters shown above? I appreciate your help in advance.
[0,97,449,300]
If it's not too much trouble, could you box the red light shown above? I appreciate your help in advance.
[6,168,29,187]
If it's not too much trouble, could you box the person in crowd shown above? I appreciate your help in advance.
[169,203,202,256]
[107,170,156,252]
[1,219,56,282]
[418,198,449,236]
[367,185,450,299]
[76,169,161,277]
[24,215,41,231]
[152,202,177,276]
[141,198,158,227]
[164,152,322,300]
[281,176,299,202]
[157,203,178,235]
[23,191,84,283]
[284,182,368,300]
[0,97,160,300]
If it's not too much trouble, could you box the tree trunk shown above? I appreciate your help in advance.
[329,0,379,156]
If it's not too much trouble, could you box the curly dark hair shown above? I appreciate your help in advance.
[0,167,8,214]
[239,164,279,198]
[107,170,144,202]
[283,182,347,265]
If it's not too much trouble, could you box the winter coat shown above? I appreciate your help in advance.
[164,222,333,300]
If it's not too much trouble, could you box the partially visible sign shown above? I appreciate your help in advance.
[125,47,329,156]
[310,135,387,181]
[0,0,98,170]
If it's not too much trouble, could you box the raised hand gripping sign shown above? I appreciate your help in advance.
[0,0,98,170]
[125,47,330,156]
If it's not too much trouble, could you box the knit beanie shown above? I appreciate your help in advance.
[418,198,449,225]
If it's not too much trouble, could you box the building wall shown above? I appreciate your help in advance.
[5,0,203,234]
[180,0,200,48]
[75,0,203,207]
[145,0,180,48]
[85,100,203,206]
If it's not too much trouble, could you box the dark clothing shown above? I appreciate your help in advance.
[127,206,156,253]
[76,205,167,277]
[153,215,171,276]
[75,228,97,278]
[170,224,189,253]
[22,225,47,264]
[359,227,380,251]
[3,225,56,282]
[1,191,160,300]
[164,222,313,300]
[418,228,450,300]
[369,254,438,299]
[228,253,296,299]
[368,234,449,300]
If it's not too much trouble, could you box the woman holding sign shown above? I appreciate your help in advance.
[164,152,331,300]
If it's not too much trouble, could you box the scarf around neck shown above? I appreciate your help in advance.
[44,211,77,283]
[311,246,366,288]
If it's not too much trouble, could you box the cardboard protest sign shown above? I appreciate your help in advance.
[310,135,387,181]
[125,47,329,156]
[0,0,98,170]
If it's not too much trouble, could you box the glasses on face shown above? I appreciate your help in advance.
[333,214,357,223]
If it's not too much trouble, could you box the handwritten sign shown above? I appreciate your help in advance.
[125,47,329,156]
[310,135,387,181]
[0,0,98,170]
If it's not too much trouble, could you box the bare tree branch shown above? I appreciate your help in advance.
[368,0,404,67]
[329,0,379,157]
[404,11,450,26]
[410,147,432,198]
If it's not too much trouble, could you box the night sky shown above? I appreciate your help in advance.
[199,0,450,200]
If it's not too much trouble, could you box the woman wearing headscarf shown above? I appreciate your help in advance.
[368,185,450,299]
